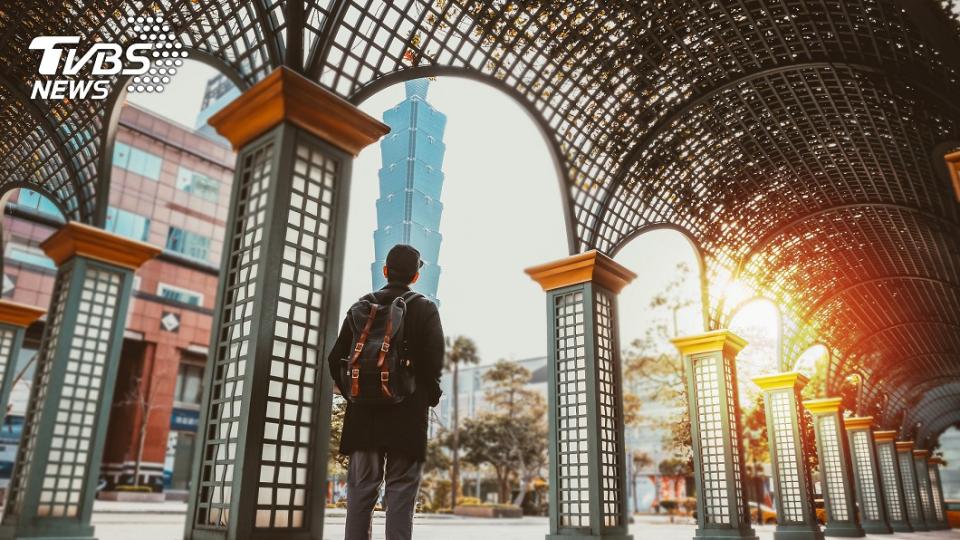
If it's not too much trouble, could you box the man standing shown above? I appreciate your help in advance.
[327,244,444,540]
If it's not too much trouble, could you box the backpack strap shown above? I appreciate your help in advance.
[400,291,422,303]
[377,310,395,399]
[348,304,379,398]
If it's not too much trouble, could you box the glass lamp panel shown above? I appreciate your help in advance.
[817,415,849,521]
[851,431,881,521]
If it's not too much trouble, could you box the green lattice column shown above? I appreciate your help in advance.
[912,450,938,530]
[670,331,756,540]
[526,251,636,540]
[895,441,928,531]
[927,457,950,530]
[843,417,892,534]
[0,222,159,540]
[183,67,388,540]
[801,399,863,537]
[0,301,46,427]
[752,373,823,540]
[872,431,911,532]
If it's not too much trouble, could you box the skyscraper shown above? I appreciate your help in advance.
[194,74,241,144]
[371,79,446,304]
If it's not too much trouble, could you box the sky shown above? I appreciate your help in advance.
[128,61,783,369]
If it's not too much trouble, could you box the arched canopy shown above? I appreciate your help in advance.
[0,0,958,439]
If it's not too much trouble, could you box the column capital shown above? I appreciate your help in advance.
[670,329,747,356]
[0,300,45,327]
[913,449,929,459]
[844,416,874,430]
[946,149,960,202]
[208,66,390,155]
[873,430,897,442]
[40,222,160,270]
[802,396,842,414]
[524,249,637,293]
[928,456,945,466]
[896,441,915,452]
[752,371,808,390]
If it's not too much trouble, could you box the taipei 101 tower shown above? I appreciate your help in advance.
[371,79,446,304]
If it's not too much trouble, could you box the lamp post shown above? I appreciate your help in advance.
[894,441,927,531]
[871,431,911,532]
[926,457,949,530]
[672,330,757,540]
[801,399,863,538]
[912,449,937,530]
[843,417,891,534]
[0,223,159,540]
[526,250,636,540]
[0,301,45,427]
[183,67,389,540]
[752,373,823,540]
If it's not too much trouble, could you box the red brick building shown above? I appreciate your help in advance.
[2,100,234,500]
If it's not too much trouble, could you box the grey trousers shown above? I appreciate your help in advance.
[344,449,424,540]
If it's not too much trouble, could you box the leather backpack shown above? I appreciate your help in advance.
[337,291,419,404]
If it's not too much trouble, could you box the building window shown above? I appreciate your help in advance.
[6,245,56,270]
[113,141,163,180]
[176,166,220,202]
[16,189,63,219]
[105,206,150,242]
[158,282,204,307]
[166,228,211,262]
[174,362,204,405]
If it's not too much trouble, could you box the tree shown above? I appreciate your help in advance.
[630,450,653,512]
[113,354,171,489]
[444,335,480,510]
[799,349,829,402]
[453,360,547,504]
[618,262,698,509]
[741,394,768,510]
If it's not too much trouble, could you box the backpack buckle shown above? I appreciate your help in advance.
[354,343,363,353]
[380,342,390,352]
[351,368,360,379]
[380,372,389,382]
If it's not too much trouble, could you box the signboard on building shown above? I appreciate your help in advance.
[170,407,199,432]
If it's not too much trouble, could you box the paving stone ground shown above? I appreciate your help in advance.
[87,505,960,540]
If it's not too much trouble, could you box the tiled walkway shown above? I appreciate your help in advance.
[88,506,959,540]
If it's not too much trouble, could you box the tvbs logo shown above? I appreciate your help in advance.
[29,15,188,100]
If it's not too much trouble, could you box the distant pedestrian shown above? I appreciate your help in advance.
[327,244,444,540]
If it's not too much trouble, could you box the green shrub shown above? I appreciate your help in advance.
[659,499,679,513]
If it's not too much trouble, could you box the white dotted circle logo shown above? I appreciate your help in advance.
[124,15,188,95]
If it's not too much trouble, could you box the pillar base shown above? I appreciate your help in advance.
[0,523,96,540]
[888,523,912,533]
[3,537,96,540]
[693,527,758,540]
[909,522,929,532]
[547,534,633,540]
[861,522,892,535]
[773,525,824,540]
[822,522,865,538]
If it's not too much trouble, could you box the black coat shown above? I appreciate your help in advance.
[326,282,444,461]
